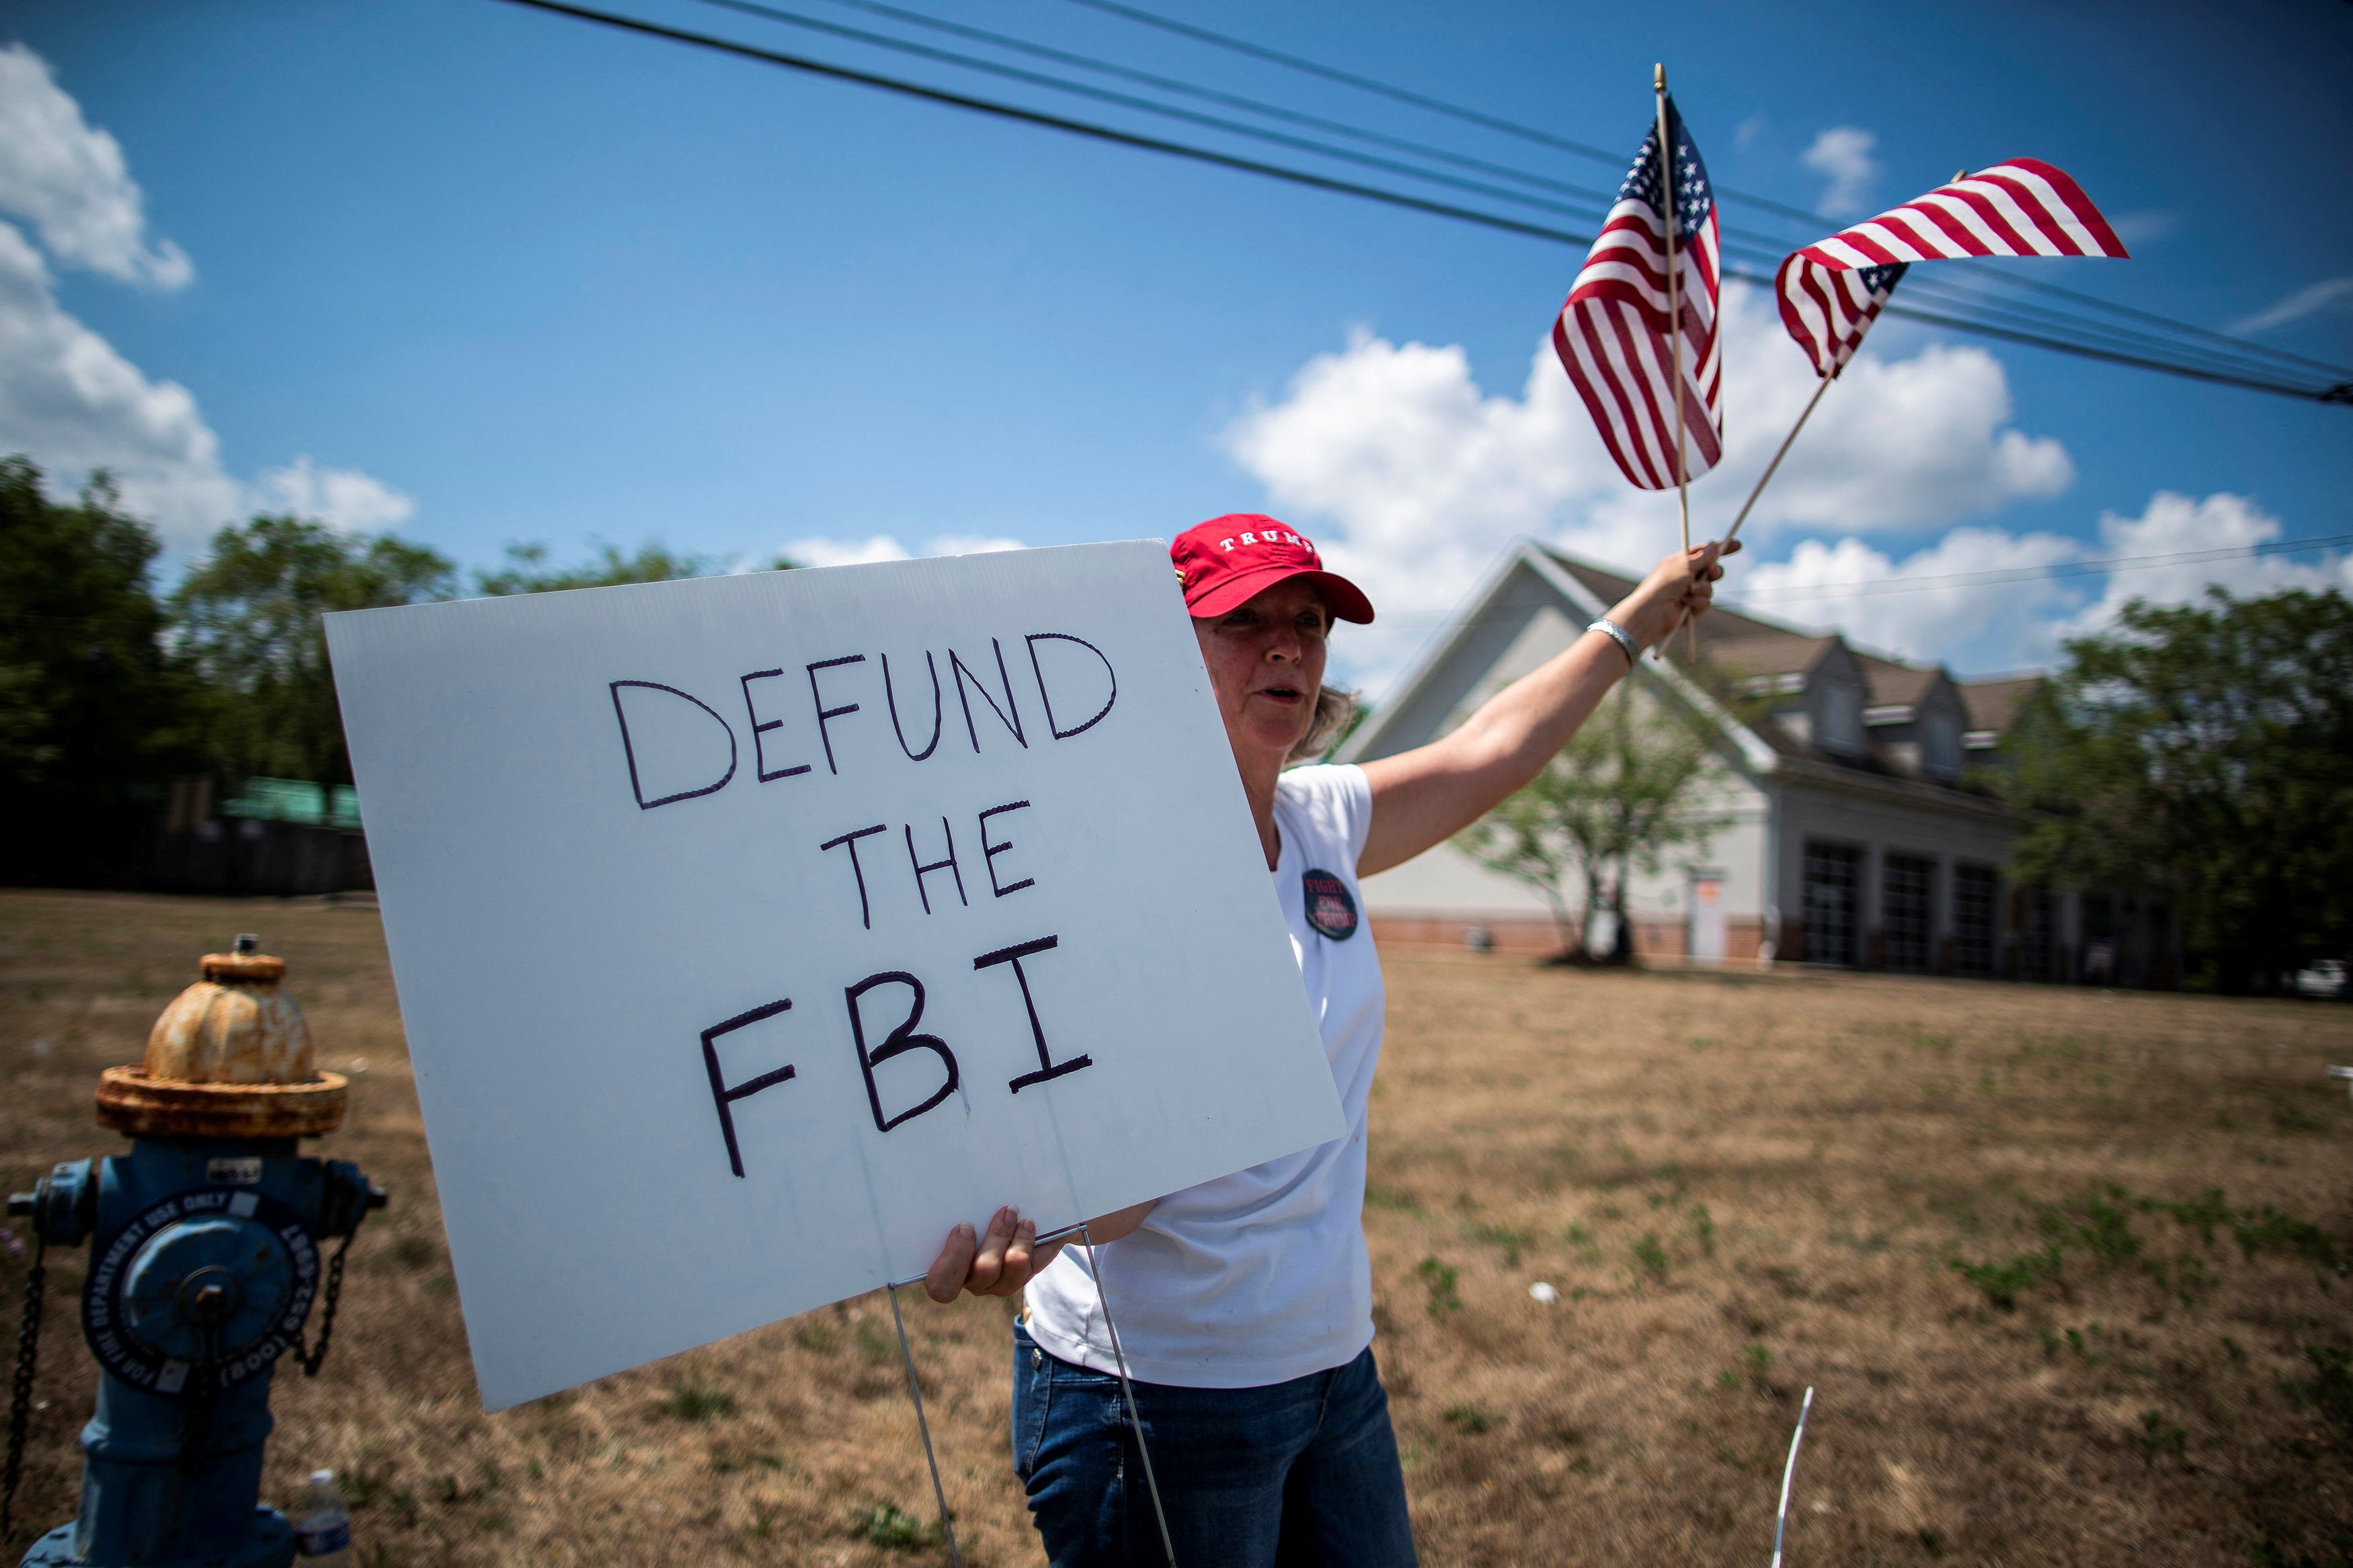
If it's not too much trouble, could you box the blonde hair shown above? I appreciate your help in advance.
[1287,686,1359,766]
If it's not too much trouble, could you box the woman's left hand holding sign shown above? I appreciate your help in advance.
[925,1207,1064,1301]
[923,1200,1158,1302]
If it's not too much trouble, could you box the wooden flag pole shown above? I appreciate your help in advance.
[1724,373,1831,546]
[1726,177,1963,548]
[1654,63,1696,658]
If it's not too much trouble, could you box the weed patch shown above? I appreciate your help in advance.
[662,1380,737,1423]
[2130,1410,2187,1464]
[854,1502,940,1551]
[1950,1246,2062,1310]
[1416,1257,1462,1317]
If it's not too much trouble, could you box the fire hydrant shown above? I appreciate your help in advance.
[5,936,385,1568]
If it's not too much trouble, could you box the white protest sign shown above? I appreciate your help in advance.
[325,542,1347,1410]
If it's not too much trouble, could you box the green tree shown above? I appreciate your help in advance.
[1455,682,1735,959]
[0,458,190,883]
[473,540,796,595]
[2005,587,2353,993]
[171,515,455,792]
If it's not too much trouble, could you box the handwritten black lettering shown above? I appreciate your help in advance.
[820,824,888,929]
[844,972,959,1132]
[610,680,737,809]
[1026,633,1117,740]
[973,936,1090,1092]
[740,669,813,783]
[978,800,1034,898]
[904,817,967,914]
[700,998,797,1178]
[882,650,943,762]
[951,640,1027,753]
[806,655,867,775]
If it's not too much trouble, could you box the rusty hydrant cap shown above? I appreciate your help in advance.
[96,936,347,1140]
[199,951,287,983]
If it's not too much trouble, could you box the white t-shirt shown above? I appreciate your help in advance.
[1024,763,1387,1389]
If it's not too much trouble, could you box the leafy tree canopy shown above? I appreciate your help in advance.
[2006,586,2353,993]
[474,540,797,595]
[0,458,190,880]
[171,514,455,790]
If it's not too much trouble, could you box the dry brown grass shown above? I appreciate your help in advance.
[3,890,2351,1567]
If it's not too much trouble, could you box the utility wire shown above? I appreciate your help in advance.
[493,0,1608,240]
[494,0,2350,403]
[1359,532,2353,629]
[696,0,1625,210]
[737,0,2353,388]
[682,0,1624,224]
[1051,0,2353,384]
[1719,530,2353,604]
[671,0,2338,388]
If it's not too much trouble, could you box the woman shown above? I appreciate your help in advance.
[925,514,1733,1567]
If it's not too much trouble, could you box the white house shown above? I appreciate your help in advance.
[1335,540,2173,986]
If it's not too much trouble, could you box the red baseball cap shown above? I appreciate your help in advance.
[1171,515,1375,624]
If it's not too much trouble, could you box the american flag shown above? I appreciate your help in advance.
[1552,96,1721,491]
[1778,159,2126,378]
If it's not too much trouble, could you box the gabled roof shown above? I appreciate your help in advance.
[1339,540,2028,814]
[1852,654,1948,711]
[1545,549,1825,671]
[1958,674,2045,735]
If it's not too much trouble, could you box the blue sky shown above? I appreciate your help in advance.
[5,0,2349,689]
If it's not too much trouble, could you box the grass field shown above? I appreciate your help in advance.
[3,890,2350,1566]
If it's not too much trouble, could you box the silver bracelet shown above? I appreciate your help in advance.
[1588,616,1641,668]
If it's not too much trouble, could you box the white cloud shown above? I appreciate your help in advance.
[1801,126,1879,218]
[0,220,236,540]
[1732,112,1768,152]
[1715,491,2350,675]
[2069,491,2352,632]
[779,532,1025,569]
[1222,283,2073,692]
[2227,276,2353,335]
[0,44,190,289]
[0,51,409,549]
[251,455,415,534]
[1734,527,2083,669]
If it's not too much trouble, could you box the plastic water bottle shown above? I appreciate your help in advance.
[293,1469,352,1565]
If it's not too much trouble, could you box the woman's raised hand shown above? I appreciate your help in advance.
[1614,538,1742,649]
[924,1206,1066,1302]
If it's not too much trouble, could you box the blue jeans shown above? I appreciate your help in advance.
[1011,1322,1418,1568]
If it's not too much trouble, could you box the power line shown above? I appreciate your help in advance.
[601,2,2348,393]
[494,0,2350,404]
[1356,534,2353,634]
[492,0,1607,239]
[1722,531,2353,606]
[696,0,1624,209]
[756,0,2348,388]
[1050,0,1641,174]
[1049,0,2353,384]
[680,0,1624,225]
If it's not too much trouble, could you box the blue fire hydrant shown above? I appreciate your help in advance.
[5,936,384,1568]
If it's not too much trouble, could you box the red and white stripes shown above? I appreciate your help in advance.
[1778,159,2127,379]
[1553,193,1724,491]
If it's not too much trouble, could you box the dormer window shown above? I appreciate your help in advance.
[1923,712,1961,780]
[1816,682,1864,755]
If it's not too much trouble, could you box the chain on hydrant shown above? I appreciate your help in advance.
[3,1229,46,1542]
[4,934,386,1568]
